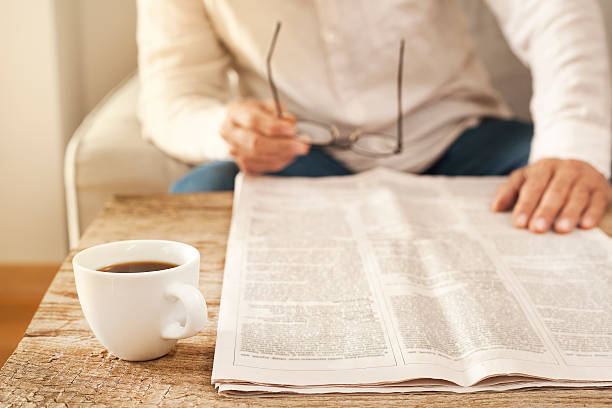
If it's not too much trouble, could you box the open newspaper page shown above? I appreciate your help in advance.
[212,168,612,394]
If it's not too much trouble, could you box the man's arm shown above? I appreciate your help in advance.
[137,0,231,164]
[486,0,612,233]
[137,0,307,171]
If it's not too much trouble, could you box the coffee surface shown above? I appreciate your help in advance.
[97,261,179,273]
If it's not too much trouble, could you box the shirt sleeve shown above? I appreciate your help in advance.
[136,0,231,164]
[485,0,611,178]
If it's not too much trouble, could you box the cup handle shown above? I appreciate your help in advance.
[161,283,208,340]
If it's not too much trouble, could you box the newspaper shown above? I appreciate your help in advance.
[211,168,612,396]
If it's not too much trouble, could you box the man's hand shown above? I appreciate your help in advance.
[221,99,309,174]
[492,159,612,233]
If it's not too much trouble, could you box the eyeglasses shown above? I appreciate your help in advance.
[266,22,405,157]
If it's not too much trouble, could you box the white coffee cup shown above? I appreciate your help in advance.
[72,240,207,361]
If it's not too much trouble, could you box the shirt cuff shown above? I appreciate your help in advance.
[529,120,611,179]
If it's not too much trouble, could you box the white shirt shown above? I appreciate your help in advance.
[137,0,611,177]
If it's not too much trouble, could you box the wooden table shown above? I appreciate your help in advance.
[2,192,612,407]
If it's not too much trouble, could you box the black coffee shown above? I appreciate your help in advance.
[97,261,179,273]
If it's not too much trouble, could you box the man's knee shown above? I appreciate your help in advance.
[170,160,239,193]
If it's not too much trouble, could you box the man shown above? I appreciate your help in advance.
[137,0,611,234]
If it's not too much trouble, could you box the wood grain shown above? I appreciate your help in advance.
[1,192,612,407]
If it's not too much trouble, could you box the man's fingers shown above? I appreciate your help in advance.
[492,169,525,212]
[222,125,309,157]
[580,189,608,229]
[528,169,576,233]
[234,156,269,174]
[234,155,293,175]
[261,99,297,122]
[512,167,553,229]
[554,183,590,233]
[230,149,292,166]
[230,103,296,137]
[502,159,611,234]
[222,112,308,175]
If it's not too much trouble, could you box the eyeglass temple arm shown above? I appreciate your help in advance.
[396,39,405,154]
[266,22,283,118]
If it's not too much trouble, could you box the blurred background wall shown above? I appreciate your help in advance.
[0,0,136,263]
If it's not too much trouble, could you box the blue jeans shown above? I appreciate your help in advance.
[170,118,533,193]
